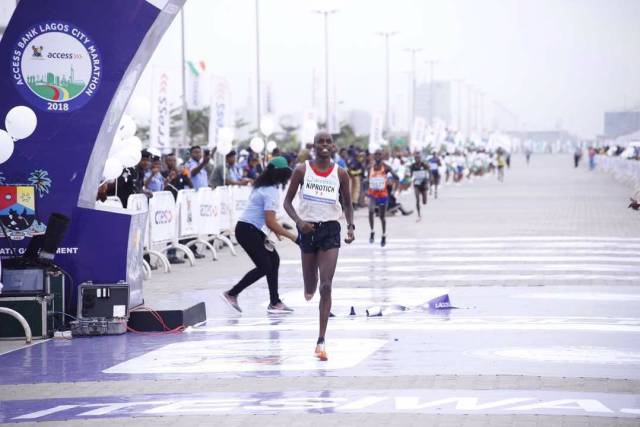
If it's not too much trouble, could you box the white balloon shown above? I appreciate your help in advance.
[260,116,275,136]
[117,147,142,168]
[108,137,128,158]
[126,97,151,127]
[250,136,265,153]
[117,115,137,139]
[0,130,14,163]
[217,139,233,156]
[147,147,161,158]
[102,157,124,180]
[219,127,235,144]
[266,140,277,153]
[124,136,142,152]
[5,106,37,140]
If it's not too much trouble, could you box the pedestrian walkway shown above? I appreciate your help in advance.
[0,154,638,426]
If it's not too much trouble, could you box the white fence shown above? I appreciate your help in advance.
[596,155,640,189]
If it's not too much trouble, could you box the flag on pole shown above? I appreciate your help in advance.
[410,116,426,152]
[369,111,384,152]
[185,60,209,110]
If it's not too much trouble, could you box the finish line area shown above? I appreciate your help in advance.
[1,281,639,423]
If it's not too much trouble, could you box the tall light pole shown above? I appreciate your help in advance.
[376,31,397,135]
[453,79,464,132]
[313,9,337,130]
[180,9,188,148]
[425,59,438,126]
[404,48,421,131]
[255,0,262,135]
[466,83,474,134]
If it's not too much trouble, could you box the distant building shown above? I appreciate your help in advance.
[604,110,640,138]
[345,110,371,136]
[415,80,452,125]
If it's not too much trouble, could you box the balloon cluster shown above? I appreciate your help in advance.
[102,115,142,180]
[0,105,38,164]
[216,126,235,156]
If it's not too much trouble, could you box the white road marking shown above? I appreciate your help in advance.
[103,338,387,374]
[473,346,640,364]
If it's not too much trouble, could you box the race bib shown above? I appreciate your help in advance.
[412,170,427,181]
[369,177,386,190]
[429,162,439,171]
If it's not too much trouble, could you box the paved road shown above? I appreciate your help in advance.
[1,154,639,426]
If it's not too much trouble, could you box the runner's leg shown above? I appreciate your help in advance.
[414,186,421,219]
[317,247,339,343]
[379,201,387,246]
[368,197,375,242]
[301,252,319,300]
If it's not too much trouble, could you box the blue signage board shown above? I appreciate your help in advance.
[0,0,185,308]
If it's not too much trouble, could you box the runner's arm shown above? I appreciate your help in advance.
[283,164,311,232]
[338,168,355,243]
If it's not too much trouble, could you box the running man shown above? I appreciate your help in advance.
[367,149,398,247]
[410,152,429,221]
[284,131,355,361]
[427,151,442,199]
[496,149,506,182]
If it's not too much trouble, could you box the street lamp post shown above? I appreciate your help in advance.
[453,79,464,132]
[255,0,262,134]
[404,48,421,131]
[376,31,398,135]
[425,59,437,126]
[180,9,188,149]
[313,9,337,131]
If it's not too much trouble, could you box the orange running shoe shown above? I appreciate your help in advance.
[315,343,328,361]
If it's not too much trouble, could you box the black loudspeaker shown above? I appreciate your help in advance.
[32,213,70,261]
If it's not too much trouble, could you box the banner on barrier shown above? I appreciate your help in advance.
[231,186,251,226]
[148,191,177,244]
[218,187,234,232]
[127,194,149,247]
[196,187,220,235]
[177,189,198,238]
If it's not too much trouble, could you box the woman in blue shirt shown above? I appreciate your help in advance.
[221,157,297,314]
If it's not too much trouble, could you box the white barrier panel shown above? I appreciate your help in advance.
[197,187,221,235]
[231,186,252,226]
[596,155,640,188]
[176,189,198,238]
[126,194,150,248]
[148,191,178,244]
[218,186,234,232]
[96,196,124,209]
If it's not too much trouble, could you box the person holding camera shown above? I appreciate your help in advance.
[186,145,211,190]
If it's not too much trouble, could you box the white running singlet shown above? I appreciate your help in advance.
[298,161,342,222]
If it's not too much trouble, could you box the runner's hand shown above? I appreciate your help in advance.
[297,221,315,234]
[344,230,355,244]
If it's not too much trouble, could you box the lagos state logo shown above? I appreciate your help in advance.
[11,22,102,112]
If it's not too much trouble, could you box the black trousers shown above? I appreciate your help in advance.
[228,221,281,305]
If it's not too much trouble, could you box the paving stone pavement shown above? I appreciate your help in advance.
[1,154,639,427]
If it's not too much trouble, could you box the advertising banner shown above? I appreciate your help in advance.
[207,76,232,148]
[149,66,174,154]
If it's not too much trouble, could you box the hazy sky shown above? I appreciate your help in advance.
[134,0,639,138]
[2,0,638,138]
